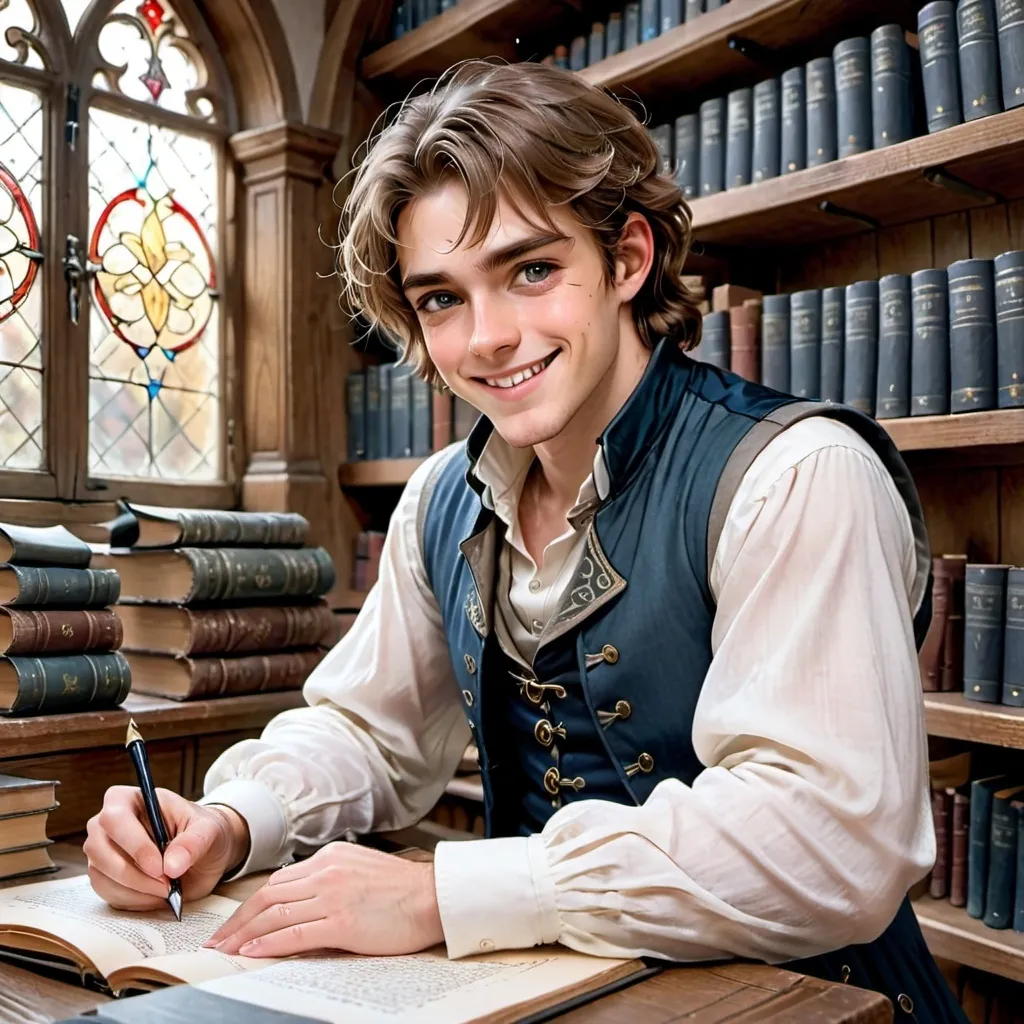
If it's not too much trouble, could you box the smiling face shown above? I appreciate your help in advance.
[397,182,653,451]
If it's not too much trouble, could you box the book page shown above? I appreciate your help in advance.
[200,947,638,1024]
[0,874,245,983]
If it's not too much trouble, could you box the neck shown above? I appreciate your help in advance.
[531,320,651,511]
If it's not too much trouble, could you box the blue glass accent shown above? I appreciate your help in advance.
[146,379,162,400]
[136,346,151,358]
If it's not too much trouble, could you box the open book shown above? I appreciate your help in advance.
[0,875,650,1022]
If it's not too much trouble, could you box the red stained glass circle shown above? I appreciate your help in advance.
[0,160,42,325]
[137,0,166,34]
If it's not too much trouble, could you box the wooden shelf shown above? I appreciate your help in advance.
[924,693,1024,751]
[335,589,368,610]
[361,0,579,89]
[0,691,305,760]
[338,457,426,486]
[689,107,1024,248]
[880,409,1024,453]
[581,0,920,103]
[916,897,1024,985]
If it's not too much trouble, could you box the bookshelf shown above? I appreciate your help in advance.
[338,458,427,487]
[924,694,1024,751]
[916,899,1024,986]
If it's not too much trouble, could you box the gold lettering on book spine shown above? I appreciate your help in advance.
[62,674,78,695]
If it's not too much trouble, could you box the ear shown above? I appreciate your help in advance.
[611,212,655,304]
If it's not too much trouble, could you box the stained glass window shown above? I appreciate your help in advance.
[88,105,220,480]
[61,0,93,36]
[0,81,44,470]
[0,0,46,69]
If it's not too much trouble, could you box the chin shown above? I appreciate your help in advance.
[489,406,571,449]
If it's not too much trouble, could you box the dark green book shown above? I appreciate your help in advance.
[0,566,120,609]
[958,0,1003,121]
[876,274,912,419]
[843,280,879,415]
[995,249,1024,407]
[871,24,915,147]
[345,369,366,462]
[964,563,1009,703]
[949,257,997,412]
[781,66,806,174]
[820,286,845,403]
[911,268,951,415]
[752,78,780,182]
[984,784,1024,928]
[997,0,1024,108]
[1003,567,1024,706]
[1015,798,1024,931]
[805,56,837,167]
[0,651,131,716]
[0,523,91,569]
[834,37,872,157]
[969,774,1008,918]
[919,1,963,132]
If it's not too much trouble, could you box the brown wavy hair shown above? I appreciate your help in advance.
[338,59,703,386]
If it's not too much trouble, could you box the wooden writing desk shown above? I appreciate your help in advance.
[0,843,892,1024]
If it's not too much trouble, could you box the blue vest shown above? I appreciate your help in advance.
[421,339,964,1022]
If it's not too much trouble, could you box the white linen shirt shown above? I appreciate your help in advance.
[200,415,934,963]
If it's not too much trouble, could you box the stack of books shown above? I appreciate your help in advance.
[0,523,129,717]
[919,554,968,695]
[0,773,58,882]
[926,750,972,908]
[90,506,337,702]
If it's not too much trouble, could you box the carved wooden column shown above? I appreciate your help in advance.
[230,121,356,605]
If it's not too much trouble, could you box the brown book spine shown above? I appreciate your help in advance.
[431,391,453,451]
[184,604,336,656]
[919,556,951,692]
[1,608,122,655]
[942,555,967,691]
[950,786,970,907]
[188,648,325,700]
[930,786,953,899]
[712,283,763,312]
[729,305,760,382]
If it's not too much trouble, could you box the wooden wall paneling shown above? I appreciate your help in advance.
[1000,465,1024,566]
[0,743,186,837]
[776,246,825,293]
[912,466,1000,561]
[970,204,1012,259]
[192,730,265,800]
[1008,200,1024,252]
[815,232,879,287]
[932,212,971,268]
[877,220,934,277]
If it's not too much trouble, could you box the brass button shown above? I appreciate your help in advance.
[464,653,477,674]
[543,767,560,795]
[529,578,541,593]
[897,994,913,1014]
[534,719,565,747]
[601,644,619,664]
[462,689,474,707]
[614,699,631,719]
[840,964,851,984]
[637,752,654,773]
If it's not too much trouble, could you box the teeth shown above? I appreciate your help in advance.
[484,354,554,389]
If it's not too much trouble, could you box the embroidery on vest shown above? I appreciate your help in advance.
[465,588,487,637]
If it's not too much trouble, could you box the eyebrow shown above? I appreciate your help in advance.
[400,231,571,292]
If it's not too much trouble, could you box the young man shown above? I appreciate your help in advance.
[85,61,963,1020]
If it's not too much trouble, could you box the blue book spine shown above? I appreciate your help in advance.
[949,257,998,412]
[919,1,964,132]
[685,0,704,20]
[968,776,1004,919]
[995,249,1024,407]
[761,295,791,392]
[911,268,951,415]
[605,13,623,56]
[364,366,381,460]
[958,0,1003,120]
[699,97,725,196]
[781,66,806,174]
[674,113,699,199]
[984,789,1023,928]
[805,56,837,167]
[820,286,845,403]
[662,0,683,32]
[411,377,433,457]
[378,364,392,460]
[752,78,780,183]
[843,280,880,416]
[346,370,366,462]
[588,22,605,66]
[640,0,659,41]
[790,290,822,399]
[388,365,413,458]
[875,273,912,419]
[624,2,640,49]
[1014,799,1024,931]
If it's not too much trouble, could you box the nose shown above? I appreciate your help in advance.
[468,293,520,360]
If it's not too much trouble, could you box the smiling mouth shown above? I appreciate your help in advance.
[477,351,559,390]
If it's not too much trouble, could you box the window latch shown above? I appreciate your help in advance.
[65,85,80,150]
[62,234,85,325]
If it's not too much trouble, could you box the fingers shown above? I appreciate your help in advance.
[162,798,224,879]
[211,879,323,955]
[205,875,318,949]
[237,918,334,959]
[87,864,166,913]
[93,787,163,879]
[83,826,170,900]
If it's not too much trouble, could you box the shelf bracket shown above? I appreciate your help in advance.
[726,35,774,68]
[923,167,1004,205]
[817,200,881,231]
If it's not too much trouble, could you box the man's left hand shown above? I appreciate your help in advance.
[204,843,444,958]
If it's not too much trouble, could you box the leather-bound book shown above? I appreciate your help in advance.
[605,11,623,57]
[805,56,837,167]
[1003,566,1024,706]
[685,0,703,20]
[789,290,821,399]
[931,787,954,898]
[411,376,432,457]
[949,258,997,412]
[650,123,673,176]
[699,310,730,368]
[843,280,879,415]
[820,286,845,403]
[985,784,1024,928]
[0,608,121,656]
[761,294,791,392]
[640,0,658,41]
[729,305,760,381]
[911,267,951,415]
[920,2,964,131]
[995,249,1024,407]
[964,563,1008,703]
[969,775,1008,918]
[725,87,753,189]
[661,0,682,31]
[997,0,1024,108]
[951,785,971,907]
[128,505,309,549]
[781,66,805,174]
[346,370,365,461]
[942,554,968,691]
[553,45,569,70]
[570,34,587,71]
[674,113,699,199]
[834,37,872,157]
[432,390,453,451]
[588,20,605,65]
[919,555,953,692]
[712,283,762,310]
[0,523,91,569]
[871,25,915,148]
[1015,799,1024,931]
[0,651,131,716]
[752,78,780,182]
[958,0,1003,120]
[388,364,413,458]
[876,273,912,419]
[364,364,381,459]
[0,566,119,609]
[623,2,640,49]
[699,97,726,195]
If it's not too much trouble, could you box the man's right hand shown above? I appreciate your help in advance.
[84,786,250,911]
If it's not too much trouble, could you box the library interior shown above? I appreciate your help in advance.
[2,0,1024,1021]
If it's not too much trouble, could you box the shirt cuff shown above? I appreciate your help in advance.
[433,834,561,959]
[199,779,290,879]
